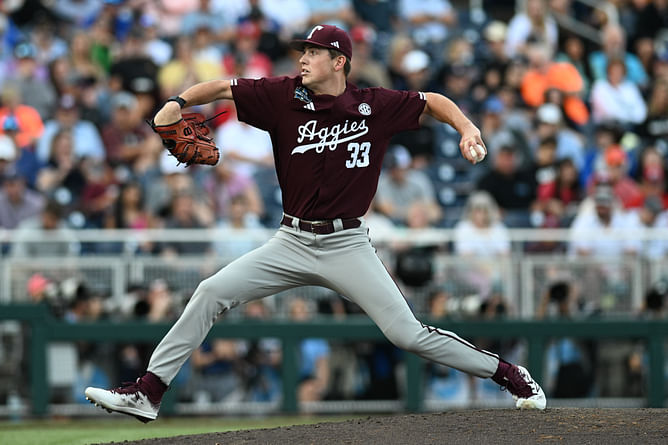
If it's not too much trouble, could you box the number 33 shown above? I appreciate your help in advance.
[346,142,370,168]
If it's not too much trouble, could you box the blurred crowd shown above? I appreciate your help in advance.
[1,0,668,408]
[0,0,666,246]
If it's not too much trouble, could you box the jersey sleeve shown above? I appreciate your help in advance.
[230,77,290,131]
[373,88,427,136]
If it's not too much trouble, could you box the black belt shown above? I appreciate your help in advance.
[280,215,361,234]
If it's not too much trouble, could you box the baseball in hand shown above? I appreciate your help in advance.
[468,144,486,163]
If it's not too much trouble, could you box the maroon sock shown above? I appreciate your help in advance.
[491,359,512,386]
[139,371,168,405]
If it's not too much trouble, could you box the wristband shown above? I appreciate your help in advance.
[166,95,187,108]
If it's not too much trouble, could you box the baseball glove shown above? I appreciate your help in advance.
[149,113,221,166]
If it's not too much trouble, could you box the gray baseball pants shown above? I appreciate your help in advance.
[148,218,500,385]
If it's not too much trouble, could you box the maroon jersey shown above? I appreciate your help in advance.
[231,76,426,219]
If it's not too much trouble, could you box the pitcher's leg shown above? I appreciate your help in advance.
[148,235,311,384]
[320,241,499,378]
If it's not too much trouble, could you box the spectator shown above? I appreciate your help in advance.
[0,83,45,149]
[223,21,273,79]
[190,337,247,403]
[453,191,510,258]
[79,159,119,229]
[101,91,161,170]
[476,144,536,227]
[532,103,586,172]
[49,0,103,27]
[36,94,105,163]
[161,190,213,257]
[35,128,87,212]
[375,145,442,226]
[242,300,282,402]
[158,35,225,100]
[535,157,583,228]
[453,191,510,299]
[397,49,432,93]
[642,78,668,153]
[386,33,415,90]
[537,281,594,398]
[348,24,392,89]
[258,0,310,39]
[30,18,69,66]
[588,144,644,210]
[8,42,56,119]
[568,185,637,258]
[590,57,648,126]
[0,167,45,230]
[555,32,592,95]
[424,286,471,404]
[214,194,265,259]
[1,115,42,188]
[107,181,152,231]
[305,0,356,30]
[478,96,531,169]
[139,14,173,67]
[288,296,331,405]
[108,28,160,119]
[181,0,227,37]
[0,134,17,177]
[397,0,457,49]
[352,0,398,61]
[11,199,80,257]
[635,147,668,208]
[504,0,558,59]
[520,42,588,126]
[142,0,202,39]
[67,31,105,84]
[588,23,648,89]
[634,195,668,259]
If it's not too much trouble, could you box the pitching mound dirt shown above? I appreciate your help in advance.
[96,408,668,445]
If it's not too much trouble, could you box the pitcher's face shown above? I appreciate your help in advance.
[299,46,336,89]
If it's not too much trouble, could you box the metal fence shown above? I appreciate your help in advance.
[1,227,667,417]
[2,227,667,318]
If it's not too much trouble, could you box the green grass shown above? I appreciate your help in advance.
[0,415,357,445]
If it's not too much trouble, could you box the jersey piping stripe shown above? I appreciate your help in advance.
[230,79,238,86]
[418,92,426,101]
[372,244,500,362]
[417,321,501,361]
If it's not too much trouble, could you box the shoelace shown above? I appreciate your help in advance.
[111,380,143,395]
[506,368,536,398]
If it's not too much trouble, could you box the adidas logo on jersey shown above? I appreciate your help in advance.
[303,103,315,111]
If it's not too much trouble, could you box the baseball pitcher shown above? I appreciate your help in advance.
[86,25,546,422]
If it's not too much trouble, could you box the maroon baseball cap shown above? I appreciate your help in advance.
[289,24,352,60]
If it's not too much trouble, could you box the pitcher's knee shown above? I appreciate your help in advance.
[386,331,419,352]
[193,278,217,300]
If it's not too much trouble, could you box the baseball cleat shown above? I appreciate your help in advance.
[501,365,547,410]
[85,380,160,423]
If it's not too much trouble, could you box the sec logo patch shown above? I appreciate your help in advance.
[358,103,371,116]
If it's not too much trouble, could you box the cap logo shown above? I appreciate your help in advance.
[307,25,324,39]
[330,41,339,48]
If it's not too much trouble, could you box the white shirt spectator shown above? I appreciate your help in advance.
[398,0,454,45]
[305,0,354,30]
[37,119,105,162]
[625,208,668,260]
[568,199,637,258]
[215,120,274,178]
[590,78,648,125]
[453,220,511,257]
[504,1,558,58]
[259,0,310,36]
